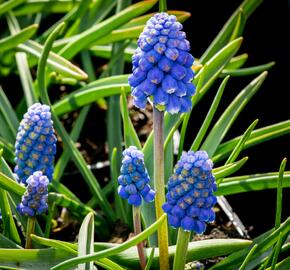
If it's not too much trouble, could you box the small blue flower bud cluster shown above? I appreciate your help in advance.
[129,12,196,114]
[118,146,155,206]
[14,103,57,184]
[162,151,217,234]
[17,171,49,217]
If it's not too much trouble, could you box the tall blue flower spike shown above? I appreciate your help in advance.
[17,171,49,217]
[162,151,217,234]
[128,12,196,114]
[14,103,57,184]
[117,146,155,206]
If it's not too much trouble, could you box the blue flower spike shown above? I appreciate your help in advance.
[118,146,155,206]
[129,12,196,114]
[14,103,57,184]
[162,151,217,234]
[17,171,49,217]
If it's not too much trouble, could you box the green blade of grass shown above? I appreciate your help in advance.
[0,0,26,17]
[36,22,115,222]
[51,214,167,270]
[201,72,267,157]
[59,0,158,59]
[238,244,258,270]
[213,119,290,162]
[0,24,38,53]
[275,158,286,229]
[190,76,229,152]
[225,53,248,69]
[78,213,95,270]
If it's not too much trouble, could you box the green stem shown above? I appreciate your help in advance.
[25,217,36,249]
[133,206,146,270]
[153,107,169,270]
[159,0,167,12]
[173,228,191,270]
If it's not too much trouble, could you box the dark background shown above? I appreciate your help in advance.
[162,0,289,236]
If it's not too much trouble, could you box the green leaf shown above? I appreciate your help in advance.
[225,53,248,69]
[201,72,268,157]
[59,0,158,59]
[0,171,25,196]
[213,119,290,162]
[221,61,275,77]
[51,214,167,270]
[120,91,142,149]
[215,171,290,196]
[238,244,258,270]
[36,22,115,222]
[209,217,290,270]
[200,0,263,63]
[53,75,130,116]
[0,0,26,17]
[190,76,229,151]
[270,232,283,270]
[90,44,135,61]
[0,86,19,138]
[0,24,38,53]
[0,248,74,269]
[14,0,80,15]
[0,233,22,249]
[78,213,95,270]
[266,256,290,270]
[213,157,248,180]
[0,137,15,164]
[275,159,286,229]
[18,40,88,80]
[91,238,251,269]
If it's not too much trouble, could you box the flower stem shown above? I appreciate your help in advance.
[153,107,169,270]
[25,217,36,249]
[133,206,146,270]
[159,0,167,12]
[173,228,191,270]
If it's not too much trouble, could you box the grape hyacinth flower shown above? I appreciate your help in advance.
[162,151,217,234]
[14,103,57,184]
[17,171,49,217]
[129,12,196,114]
[117,146,155,206]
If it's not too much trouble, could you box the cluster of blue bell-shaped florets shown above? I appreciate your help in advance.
[162,151,217,234]
[14,103,57,184]
[118,146,155,206]
[17,171,49,217]
[128,12,196,114]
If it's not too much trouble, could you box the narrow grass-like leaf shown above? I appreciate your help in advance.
[36,22,115,222]
[78,213,95,270]
[222,62,275,77]
[229,9,245,42]
[275,159,286,229]
[14,0,80,15]
[0,86,19,137]
[0,0,26,17]
[238,244,258,270]
[0,137,15,164]
[266,256,290,270]
[120,91,142,149]
[225,53,248,69]
[226,119,258,164]
[53,82,130,116]
[0,24,38,53]
[191,76,229,151]
[200,0,262,63]
[0,233,22,249]
[213,157,248,180]
[0,248,74,269]
[215,172,290,196]
[0,113,15,144]
[16,52,37,106]
[18,40,88,80]
[145,248,155,270]
[59,0,158,59]
[213,119,290,162]
[90,44,135,61]
[209,217,290,270]
[91,239,251,269]
[0,171,25,196]
[51,214,167,270]
[270,233,283,270]
[202,72,267,157]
